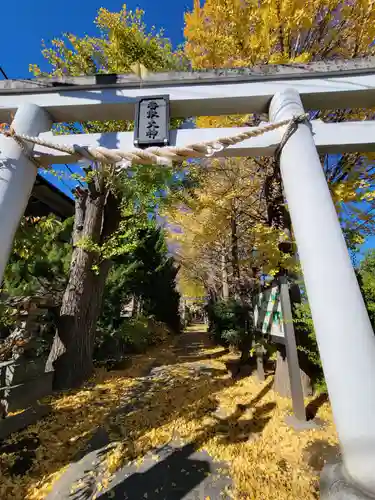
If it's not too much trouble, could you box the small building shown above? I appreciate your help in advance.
[25,175,74,220]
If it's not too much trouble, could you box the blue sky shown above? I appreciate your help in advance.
[1,1,187,78]
[1,0,374,257]
[0,0,188,197]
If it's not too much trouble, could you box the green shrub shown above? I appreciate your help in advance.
[207,299,250,343]
[293,301,326,392]
[357,251,375,330]
[0,300,17,339]
[206,298,255,363]
[119,318,151,353]
[94,316,169,365]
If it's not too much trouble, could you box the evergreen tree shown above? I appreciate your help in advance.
[134,227,181,333]
[358,250,375,329]
[101,225,180,334]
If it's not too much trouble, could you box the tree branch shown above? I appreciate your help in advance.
[72,188,88,246]
[100,191,122,244]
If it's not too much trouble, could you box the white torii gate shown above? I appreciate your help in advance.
[1,57,375,497]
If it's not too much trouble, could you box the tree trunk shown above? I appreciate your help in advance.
[180,298,186,326]
[50,187,121,389]
[221,249,229,300]
[239,334,253,364]
[53,259,111,389]
[206,271,218,303]
[230,214,241,294]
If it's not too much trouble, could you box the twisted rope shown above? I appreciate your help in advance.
[274,114,309,163]
[1,114,308,169]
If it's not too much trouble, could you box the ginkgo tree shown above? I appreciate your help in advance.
[184,0,375,256]
[28,5,187,389]
[166,157,295,301]
[2,215,72,298]
[179,0,375,393]
[185,0,375,66]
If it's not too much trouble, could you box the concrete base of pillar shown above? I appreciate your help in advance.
[320,463,375,499]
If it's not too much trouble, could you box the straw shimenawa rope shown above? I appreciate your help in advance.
[0,114,308,169]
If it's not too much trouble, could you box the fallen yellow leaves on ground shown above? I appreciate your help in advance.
[0,329,338,499]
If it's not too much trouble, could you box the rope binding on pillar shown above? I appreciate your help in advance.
[274,115,310,164]
[0,114,309,170]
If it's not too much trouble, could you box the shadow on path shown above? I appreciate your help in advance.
[99,442,221,500]
[46,328,275,499]
[303,439,341,473]
[305,393,328,420]
[95,381,275,499]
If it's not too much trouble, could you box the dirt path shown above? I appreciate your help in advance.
[0,326,339,500]
[47,327,233,499]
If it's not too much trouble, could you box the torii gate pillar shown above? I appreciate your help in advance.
[0,104,52,281]
[270,88,375,498]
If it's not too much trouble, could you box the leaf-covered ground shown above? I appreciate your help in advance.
[0,326,339,499]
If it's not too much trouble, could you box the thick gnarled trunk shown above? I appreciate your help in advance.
[53,258,111,389]
[50,188,121,389]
